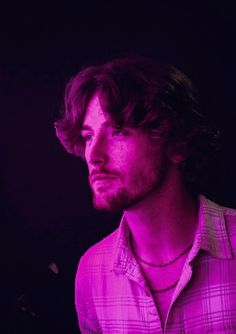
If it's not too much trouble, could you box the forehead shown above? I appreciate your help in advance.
[82,94,109,130]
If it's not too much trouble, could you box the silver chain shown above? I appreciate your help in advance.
[132,243,192,268]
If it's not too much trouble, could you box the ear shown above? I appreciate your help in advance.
[167,142,187,164]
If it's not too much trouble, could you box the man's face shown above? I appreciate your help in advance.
[81,93,170,213]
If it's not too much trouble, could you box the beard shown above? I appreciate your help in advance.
[92,186,138,213]
[90,160,168,213]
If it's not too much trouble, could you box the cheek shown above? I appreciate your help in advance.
[127,149,160,180]
[119,152,145,180]
[111,144,129,167]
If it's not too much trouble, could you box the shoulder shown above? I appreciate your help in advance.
[222,204,236,251]
[210,198,236,221]
[76,228,119,280]
[204,196,236,251]
[222,205,236,217]
[202,195,236,217]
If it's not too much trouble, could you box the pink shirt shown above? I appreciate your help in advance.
[75,196,236,333]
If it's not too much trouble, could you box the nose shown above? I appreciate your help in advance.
[86,134,109,167]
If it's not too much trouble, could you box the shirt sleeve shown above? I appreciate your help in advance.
[75,255,101,334]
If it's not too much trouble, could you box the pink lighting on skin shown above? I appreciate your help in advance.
[81,93,168,213]
[78,95,200,330]
[90,174,117,183]
[81,92,197,265]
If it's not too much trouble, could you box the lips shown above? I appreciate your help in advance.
[90,174,117,184]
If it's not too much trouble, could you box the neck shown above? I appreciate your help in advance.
[124,175,199,264]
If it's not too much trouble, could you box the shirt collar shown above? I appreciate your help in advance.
[192,195,233,259]
[110,214,133,273]
[111,195,233,273]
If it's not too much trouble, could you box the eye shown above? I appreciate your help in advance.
[112,129,127,137]
[81,133,92,142]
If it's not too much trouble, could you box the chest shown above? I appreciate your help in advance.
[152,288,175,327]
[138,260,185,325]
[90,253,236,333]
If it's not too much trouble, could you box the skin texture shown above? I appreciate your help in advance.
[82,93,170,213]
[81,93,199,325]
[81,92,198,259]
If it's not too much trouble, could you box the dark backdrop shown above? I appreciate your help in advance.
[0,1,235,333]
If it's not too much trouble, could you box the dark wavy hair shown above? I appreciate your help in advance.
[55,56,220,193]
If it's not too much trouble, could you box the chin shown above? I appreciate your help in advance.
[92,188,129,213]
[92,187,150,213]
[93,196,124,213]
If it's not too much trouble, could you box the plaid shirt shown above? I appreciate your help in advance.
[75,196,236,333]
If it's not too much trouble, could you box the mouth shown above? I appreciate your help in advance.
[91,176,117,192]
[90,174,117,184]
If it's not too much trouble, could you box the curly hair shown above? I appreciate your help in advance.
[55,56,220,193]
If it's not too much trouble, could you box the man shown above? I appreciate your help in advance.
[55,56,236,333]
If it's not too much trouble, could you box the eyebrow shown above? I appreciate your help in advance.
[81,124,92,132]
[81,121,111,132]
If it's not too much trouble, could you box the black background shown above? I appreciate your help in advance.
[0,1,235,333]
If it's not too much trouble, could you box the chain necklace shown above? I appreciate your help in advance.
[132,243,192,268]
[150,279,179,293]
[132,243,192,293]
